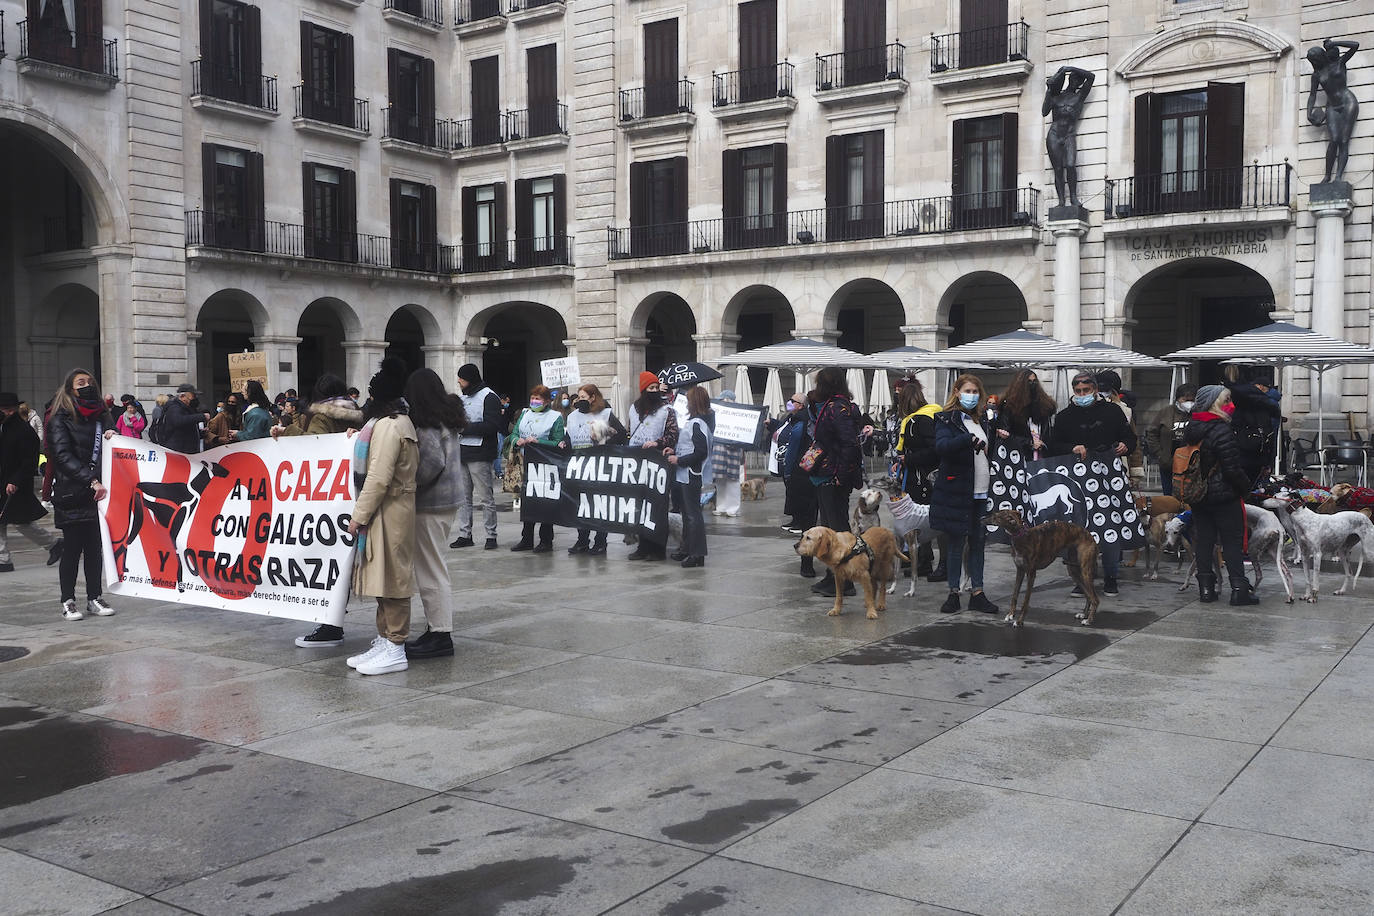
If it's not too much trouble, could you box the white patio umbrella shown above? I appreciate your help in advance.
[848,367,869,412]
[933,329,1097,369]
[716,337,875,372]
[609,376,626,422]
[866,344,994,402]
[762,368,785,416]
[1166,321,1374,473]
[731,364,755,405]
[1074,341,1173,369]
[869,370,894,417]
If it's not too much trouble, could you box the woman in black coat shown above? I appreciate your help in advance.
[929,374,999,616]
[0,392,63,571]
[46,368,116,621]
[1182,384,1259,606]
[808,367,865,598]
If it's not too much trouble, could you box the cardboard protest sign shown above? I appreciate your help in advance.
[710,400,767,447]
[98,434,356,625]
[516,444,671,537]
[540,356,581,389]
[228,351,268,390]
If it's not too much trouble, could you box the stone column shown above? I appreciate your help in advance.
[185,330,202,393]
[900,323,948,397]
[421,344,461,384]
[342,340,389,391]
[692,332,740,395]
[614,335,649,418]
[251,335,303,397]
[1047,217,1090,344]
[92,244,135,395]
[1310,188,1353,417]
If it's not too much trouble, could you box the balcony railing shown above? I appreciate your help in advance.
[815,43,904,91]
[0,12,6,58]
[185,210,453,273]
[505,102,567,140]
[1105,163,1293,219]
[619,79,694,121]
[713,62,794,107]
[454,0,503,23]
[191,59,277,111]
[39,215,83,254]
[18,21,117,78]
[930,21,1029,72]
[381,106,454,148]
[293,86,369,132]
[452,114,505,148]
[608,188,1039,260]
[508,0,559,10]
[459,236,573,272]
[384,0,443,26]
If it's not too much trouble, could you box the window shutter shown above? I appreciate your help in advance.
[863,130,884,204]
[199,0,215,74]
[420,57,436,140]
[387,48,401,110]
[825,135,844,208]
[339,32,355,126]
[340,168,357,261]
[552,174,567,262]
[421,183,437,270]
[80,0,104,73]
[461,185,477,266]
[1205,81,1245,170]
[301,162,315,257]
[244,5,262,107]
[951,119,966,195]
[1133,92,1157,179]
[514,178,532,241]
[721,148,742,221]
[493,182,508,264]
[201,143,217,212]
[772,142,788,244]
[246,151,265,251]
[630,161,648,229]
[299,22,314,119]
[672,156,689,223]
[389,177,402,266]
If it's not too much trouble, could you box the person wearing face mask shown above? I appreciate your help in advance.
[506,385,566,553]
[776,394,818,563]
[994,369,1056,462]
[1048,372,1137,597]
[929,375,1000,616]
[205,392,242,448]
[0,391,63,573]
[1181,385,1258,606]
[561,383,627,556]
[160,383,212,453]
[1145,384,1197,496]
[115,397,147,439]
[626,371,679,561]
[45,369,117,620]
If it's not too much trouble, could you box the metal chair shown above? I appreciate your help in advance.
[1292,436,1324,484]
[1322,435,1367,487]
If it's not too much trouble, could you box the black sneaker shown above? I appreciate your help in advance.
[47,539,64,566]
[405,628,455,659]
[1103,577,1119,597]
[1069,585,1085,598]
[484,537,498,550]
[587,543,607,556]
[532,542,553,554]
[968,591,1000,615]
[295,624,344,648]
[0,562,13,573]
[670,551,689,561]
[568,541,589,555]
[926,565,947,583]
[510,540,533,552]
[939,591,961,614]
[450,536,474,549]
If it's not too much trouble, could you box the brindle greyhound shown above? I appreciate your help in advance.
[984,509,1101,627]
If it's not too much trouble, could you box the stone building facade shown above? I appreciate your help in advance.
[0,0,1370,429]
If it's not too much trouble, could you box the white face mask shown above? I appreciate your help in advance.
[1179,401,1195,412]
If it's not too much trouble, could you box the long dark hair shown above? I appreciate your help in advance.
[633,386,666,419]
[814,367,852,401]
[1001,369,1055,424]
[405,368,467,431]
[311,372,349,404]
[243,379,272,411]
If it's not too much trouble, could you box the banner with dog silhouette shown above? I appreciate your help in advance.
[988,445,1145,549]
[96,434,357,625]
[518,444,672,536]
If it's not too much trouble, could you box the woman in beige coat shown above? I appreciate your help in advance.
[344,358,419,676]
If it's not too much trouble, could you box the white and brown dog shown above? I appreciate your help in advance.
[856,481,937,597]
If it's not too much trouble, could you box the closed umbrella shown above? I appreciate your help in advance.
[869,370,894,417]
[762,368,785,416]
[848,367,869,412]
[610,376,625,422]
[732,364,754,405]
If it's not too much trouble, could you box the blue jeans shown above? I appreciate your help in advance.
[946,500,987,591]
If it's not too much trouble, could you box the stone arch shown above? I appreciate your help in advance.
[194,289,269,398]
[936,272,1029,348]
[466,301,570,398]
[722,284,796,346]
[823,278,907,354]
[297,297,361,397]
[384,304,443,372]
[629,292,698,371]
[28,283,100,397]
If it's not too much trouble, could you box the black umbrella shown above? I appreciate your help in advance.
[658,361,724,388]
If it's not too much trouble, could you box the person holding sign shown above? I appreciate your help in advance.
[930,375,1000,617]
[710,390,745,518]
[507,386,566,553]
[626,372,679,561]
[562,383,628,556]
[669,386,713,568]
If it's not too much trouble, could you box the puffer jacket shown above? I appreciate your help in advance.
[1182,413,1252,506]
[47,406,114,528]
[929,409,991,536]
[278,396,363,437]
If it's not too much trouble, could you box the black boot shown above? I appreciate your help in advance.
[915,542,933,577]
[799,556,816,578]
[812,572,836,596]
[1198,573,1219,604]
[926,562,947,583]
[1229,579,1260,606]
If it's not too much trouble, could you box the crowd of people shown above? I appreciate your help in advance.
[0,357,1282,676]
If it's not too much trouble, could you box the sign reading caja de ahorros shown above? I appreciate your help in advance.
[518,444,671,536]
[97,434,357,625]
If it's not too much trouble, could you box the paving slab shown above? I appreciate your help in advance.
[455,726,870,851]
[562,587,792,623]
[453,607,700,654]
[1205,746,1374,851]
[294,636,578,691]
[0,846,142,915]
[1079,632,1345,691]
[604,625,864,676]
[1121,823,1374,915]
[885,707,1258,819]
[0,632,139,675]
[1272,653,1374,759]
[650,679,978,765]
[724,767,1189,916]
[455,654,760,724]
[154,795,703,915]
[717,599,940,639]
[247,693,625,790]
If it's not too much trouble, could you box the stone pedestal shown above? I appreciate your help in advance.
[1047,218,1090,345]
[1047,204,1090,223]
[1309,186,1353,416]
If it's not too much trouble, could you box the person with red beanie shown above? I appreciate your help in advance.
[626,370,678,561]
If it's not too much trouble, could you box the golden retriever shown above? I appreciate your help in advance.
[794,525,906,619]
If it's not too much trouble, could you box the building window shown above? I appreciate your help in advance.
[28,0,106,73]
[1134,82,1245,213]
[526,44,560,137]
[201,143,264,250]
[515,175,567,265]
[302,163,357,262]
[387,49,435,145]
[462,182,507,269]
[959,0,1009,68]
[629,157,688,256]
[390,179,437,271]
[470,56,501,146]
[723,144,787,249]
[825,131,883,240]
[300,22,354,126]
[952,113,1017,228]
[738,0,777,102]
[643,18,679,118]
[842,0,885,85]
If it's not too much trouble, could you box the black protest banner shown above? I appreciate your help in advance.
[985,439,1031,543]
[518,444,673,538]
[1021,452,1145,549]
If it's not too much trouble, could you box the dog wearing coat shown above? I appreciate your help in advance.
[983,509,1101,627]
[859,481,939,597]
[1263,491,1374,602]
[794,525,906,619]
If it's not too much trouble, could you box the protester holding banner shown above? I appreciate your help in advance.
[627,372,678,561]
[508,385,566,553]
[668,386,713,568]
[709,390,745,519]
[563,383,627,556]
[1048,372,1137,598]
[809,367,863,598]
[46,368,117,621]
[451,363,502,551]
[161,384,210,453]
[930,375,1000,616]
[995,370,1055,462]
[343,358,419,676]
[1183,385,1260,606]
[402,368,468,660]
[273,374,361,440]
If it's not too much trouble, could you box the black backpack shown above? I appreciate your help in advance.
[146,411,168,446]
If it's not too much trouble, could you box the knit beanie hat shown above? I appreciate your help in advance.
[1194,384,1225,413]
[369,357,408,403]
[457,363,482,386]
[639,371,659,392]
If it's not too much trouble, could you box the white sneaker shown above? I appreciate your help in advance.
[61,599,83,621]
[355,640,408,676]
[87,597,116,617]
[346,636,388,669]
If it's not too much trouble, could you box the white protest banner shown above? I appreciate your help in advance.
[711,400,766,447]
[228,351,269,390]
[540,355,581,388]
[97,434,356,625]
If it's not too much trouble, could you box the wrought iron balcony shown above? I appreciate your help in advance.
[930,21,1030,72]
[1105,163,1293,219]
[453,113,506,148]
[293,86,370,132]
[185,210,452,273]
[505,102,567,140]
[608,188,1039,260]
[508,0,560,10]
[384,0,443,26]
[18,20,117,79]
[454,0,503,23]
[38,215,83,254]
[713,62,794,107]
[381,107,456,149]
[458,236,573,273]
[815,43,903,92]
[619,79,694,121]
[191,60,277,111]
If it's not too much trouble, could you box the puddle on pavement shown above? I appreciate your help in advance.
[660,798,801,845]
[0,646,31,664]
[0,713,207,809]
[275,855,588,915]
[893,620,1111,660]
[660,887,731,915]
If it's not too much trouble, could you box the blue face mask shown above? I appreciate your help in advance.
[1072,394,1095,408]
[529,400,546,411]
[959,392,980,410]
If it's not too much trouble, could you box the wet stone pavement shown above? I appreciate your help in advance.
[4,488,1374,914]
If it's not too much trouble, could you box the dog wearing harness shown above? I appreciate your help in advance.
[794,525,907,620]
